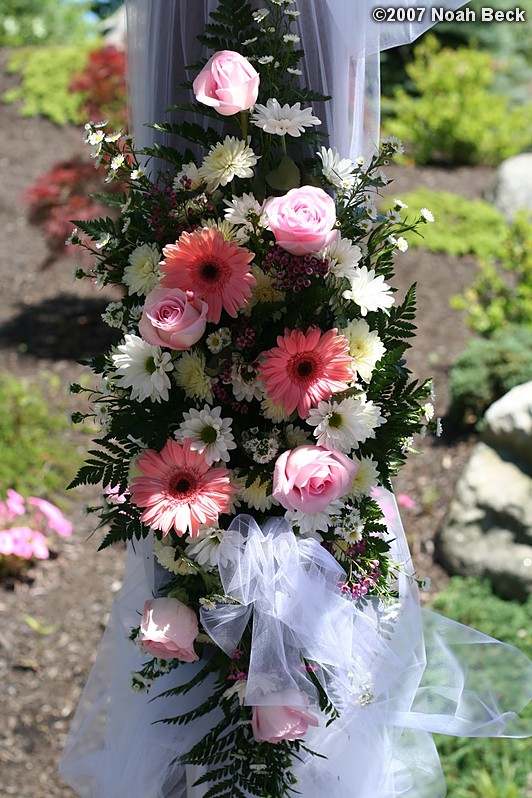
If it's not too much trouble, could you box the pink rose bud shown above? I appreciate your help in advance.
[139,288,208,350]
[265,186,337,256]
[140,597,199,662]
[252,690,319,743]
[273,445,358,514]
[193,50,260,116]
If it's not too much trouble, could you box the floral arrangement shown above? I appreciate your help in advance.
[0,489,72,577]
[68,1,438,795]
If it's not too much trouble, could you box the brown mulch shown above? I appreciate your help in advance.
[0,49,496,797]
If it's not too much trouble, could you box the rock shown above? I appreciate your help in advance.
[437,442,532,600]
[487,154,532,222]
[482,381,532,465]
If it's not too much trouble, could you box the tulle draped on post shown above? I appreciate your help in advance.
[59,490,532,798]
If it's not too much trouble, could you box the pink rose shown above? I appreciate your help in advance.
[273,445,358,514]
[139,288,208,350]
[252,690,319,743]
[140,597,199,662]
[193,50,259,116]
[265,186,337,256]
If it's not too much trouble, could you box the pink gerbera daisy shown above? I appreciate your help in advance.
[129,438,235,537]
[160,227,256,323]
[258,327,353,419]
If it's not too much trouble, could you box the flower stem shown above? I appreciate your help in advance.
[240,110,248,142]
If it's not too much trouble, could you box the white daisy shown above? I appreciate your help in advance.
[242,430,280,464]
[421,402,435,422]
[185,527,226,572]
[285,498,343,539]
[395,236,408,252]
[350,455,379,500]
[251,99,320,137]
[239,477,277,512]
[123,243,161,296]
[318,146,357,191]
[331,506,365,542]
[231,363,263,402]
[153,537,196,575]
[257,55,274,64]
[382,135,404,154]
[307,396,386,451]
[341,319,386,383]
[206,327,231,354]
[198,136,259,191]
[261,396,291,422]
[224,192,267,231]
[112,334,173,403]
[393,198,408,209]
[420,207,434,223]
[174,351,213,402]
[282,33,300,43]
[130,168,144,181]
[173,161,203,191]
[342,266,394,316]
[323,234,362,281]
[175,405,236,464]
[101,301,126,330]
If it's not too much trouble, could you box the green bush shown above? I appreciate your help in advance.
[382,189,507,260]
[0,0,95,46]
[3,44,95,125]
[451,213,532,336]
[448,325,532,422]
[385,36,532,165]
[0,371,81,497]
[430,578,531,798]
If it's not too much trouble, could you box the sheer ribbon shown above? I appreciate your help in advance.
[60,490,531,798]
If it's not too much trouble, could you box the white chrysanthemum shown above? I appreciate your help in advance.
[153,537,196,575]
[393,198,408,209]
[185,527,225,572]
[386,210,402,223]
[323,234,362,281]
[206,327,231,354]
[285,499,343,539]
[173,161,203,191]
[350,455,379,500]
[231,363,263,402]
[420,207,434,223]
[198,136,259,191]
[224,192,267,231]
[123,243,161,296]
[395,236,408,252]
[382,135,404,154]
[261,396,290,422]
[282,33,300,43]
[174,351,213,402]
[175,405,236,464]
[307,396,386,451]
[200,217,239,242]
[130,168,144,181]
[421,402,435,422]
[239,477,277,512]
[247,266,284,310]
[341,319,386,383]
[342,266,394,316]
[331,506,365,542]
[101,301,125,330]
[284,423,311,448]
[112,334,173,403]
[251,99,320,137]
[318,146,357,190]
[242,431,280,464]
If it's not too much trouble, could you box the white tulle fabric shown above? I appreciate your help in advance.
[59,489,532,798]
[125,0,468,159]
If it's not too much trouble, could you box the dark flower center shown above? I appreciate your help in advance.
[167,470,197,499]
[200,261,220,282]
[288,352,321,386]
[297,360,314,378]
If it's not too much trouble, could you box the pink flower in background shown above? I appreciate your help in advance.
[258,327,352,418]
[140,597,199,662]
[252,690,319,743]
[273,445,358,513]
[130,439,236,537]
[161,227,256,324]
[139,288,208,350]
[6,489,26,517]
[265,186,337,256]
[28,497,73,537]
[193,50,259,116]
[397,493,417,511]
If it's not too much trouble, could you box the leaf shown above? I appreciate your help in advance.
[266,155,300,191]
[22,615,60,635]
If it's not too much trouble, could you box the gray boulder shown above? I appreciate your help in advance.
[487,153,532,222]
[482,381,532,465]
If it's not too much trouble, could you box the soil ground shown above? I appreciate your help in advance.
[0,49,495,797]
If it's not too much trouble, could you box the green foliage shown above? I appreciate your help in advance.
[382,190,507,260]
[0,0,95,46]
[3,43,95,125]
[0,372,81,497]
[385,36,532,165]
[449,325,532,422]
[431,578,531,798]
[451,213,532,335]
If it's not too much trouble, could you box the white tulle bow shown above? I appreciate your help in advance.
[200,514,391,709]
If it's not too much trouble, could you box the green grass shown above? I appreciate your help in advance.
[0,371,82,498]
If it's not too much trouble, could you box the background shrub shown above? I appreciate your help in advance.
[0,0,95,46]
[384,36,532,165]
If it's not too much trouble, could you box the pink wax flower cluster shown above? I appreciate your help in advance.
[140,597,199,662]
[193,50,260,116]
[0,490,72,571]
